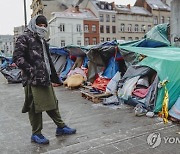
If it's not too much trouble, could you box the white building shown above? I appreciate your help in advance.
[49,6,98,47]
[14,25,25,42]
[0,35,14,55]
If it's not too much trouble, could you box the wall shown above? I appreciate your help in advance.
[117,14,153,41]
[84,20,100,45]
[171,0,180,47]
[49,16,84,47]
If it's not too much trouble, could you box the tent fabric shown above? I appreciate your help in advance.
[102,57,120,79]
[1,66,22,83]
[53,55,67,74]
[169,96,180,120]
[64,45,87,57]
[87,40,120,82]
[49,47,68,56]
[144,23,170,46]
[92,76,111,91]
[117,65,158,111]
[59,57,74,81]
[132,39,169,48]
[118,23,180,112]
[119,46,180,112]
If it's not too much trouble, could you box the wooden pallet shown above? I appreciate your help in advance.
[81,90,112,103]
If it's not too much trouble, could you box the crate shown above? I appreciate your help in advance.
[81,90,112,103]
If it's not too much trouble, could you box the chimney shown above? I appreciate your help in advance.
[112,2,115,9]
[161,0,167,4]
[127,4,131,9]
[75,5,80,12]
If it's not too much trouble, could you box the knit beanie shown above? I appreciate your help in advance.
[36,15,48,26]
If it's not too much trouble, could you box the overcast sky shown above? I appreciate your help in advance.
[0,0,136,35]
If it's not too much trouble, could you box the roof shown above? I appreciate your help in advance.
[91,0,116,13]
[146,0,170,11]
[115,5,152,16]
[51,7,98,20]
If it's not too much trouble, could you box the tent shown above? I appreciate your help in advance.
[119,23,180,112]
[50,45,90,82]
[87,40,125,83]
[49,47,68,75]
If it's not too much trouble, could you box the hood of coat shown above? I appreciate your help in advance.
[27,15,48,38]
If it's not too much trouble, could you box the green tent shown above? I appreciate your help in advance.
[120,46,180,112]
[119,23,180,112]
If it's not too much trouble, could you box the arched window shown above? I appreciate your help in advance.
[161,16,164,23]
[121,23,125,32]
[154,16,158,25]
[128,24,132,32]
[135,24,139,32]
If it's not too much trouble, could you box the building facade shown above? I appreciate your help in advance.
[83,0,153,42]
[85,1,117,42]
[171,0,180,47]
[14,25,25,42]
[0,35,14,55]
[30,0,171,43]
[115,4,153,41]
[84,20,99,45]
[31,0,80,21]
[49,6,99,47]
[134,0,171,26]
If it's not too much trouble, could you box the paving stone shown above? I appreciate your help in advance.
[113,141,133,151]
[0,73,179,154]
[98,145,119,154]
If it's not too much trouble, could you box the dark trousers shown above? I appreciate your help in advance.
[28,105,65,135]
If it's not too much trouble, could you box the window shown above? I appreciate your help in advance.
[154,16,158,25]
[106,26,110,33]
[101,4,105,9]
[148,25,151,31]
[76,24,81,32]
[100,37,104,42]
[108,5,112,10]
[77,40,81,46]
[100,25,104,33]
[161,16,164,23]
[61,40,65,47]
[106,37,110,41]
[135,37,139,40]
[106,14,110,22]
[141,25,146,32]
[128,37,133,41]
[59,24,65,32]
[84,25,89,32]
[100,14,104,22]
[121,24,125,32]
[128,24,132,32]
[112,26,116,33]
[84,37,89,46]
[92,25,96,32]
[167,17,170,23]
[112,15,116,22]
[135,24,139,32]
[92,37,97,45]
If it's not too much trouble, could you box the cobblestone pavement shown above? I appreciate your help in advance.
[0,74,179,154]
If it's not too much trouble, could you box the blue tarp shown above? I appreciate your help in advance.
[59,57,74,81]
[49,47,68,56]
